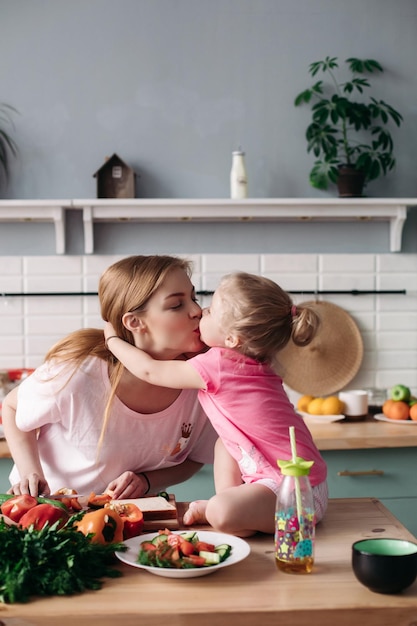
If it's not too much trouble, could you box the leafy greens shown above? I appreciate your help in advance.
[0,517,126,603]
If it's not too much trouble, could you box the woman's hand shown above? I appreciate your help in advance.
[7,472,50,497]
[105,471,150,499]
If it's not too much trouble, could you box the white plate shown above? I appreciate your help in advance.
[115,530,251,578]
[298,411,345,423]
[374,413,417,425]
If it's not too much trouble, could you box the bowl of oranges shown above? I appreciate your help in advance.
[375,385,417,423]
[296,394,345,423]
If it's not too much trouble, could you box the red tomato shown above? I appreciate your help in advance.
[195,540,215,552]
[183,555,206,567]
[1,494,38,523]
[108,502,144,539]
[179,538,196,556]
[19,503,68,530]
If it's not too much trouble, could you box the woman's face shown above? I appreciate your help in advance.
[134,267,204,358]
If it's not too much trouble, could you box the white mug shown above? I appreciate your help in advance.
[339,390,368,417]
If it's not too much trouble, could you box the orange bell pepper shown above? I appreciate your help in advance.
[74,508,124,544]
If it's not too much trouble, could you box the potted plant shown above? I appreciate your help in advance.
[0,102,18,187]
[294,57,403,196]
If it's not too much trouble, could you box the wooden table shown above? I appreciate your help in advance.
[1,498,417,625]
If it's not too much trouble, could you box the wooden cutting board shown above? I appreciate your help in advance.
[113,494,179,531]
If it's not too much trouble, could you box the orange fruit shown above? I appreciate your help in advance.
[382,399,395,416]
[297,395,315,413]
[307,398,325,415]
[410,404,417,421]
[321,396,344,415]
[383,399,410,421]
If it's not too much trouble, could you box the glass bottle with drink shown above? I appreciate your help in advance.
[275,427,315,574]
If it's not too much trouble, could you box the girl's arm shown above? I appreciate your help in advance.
[2,387,50,496]
[105,335,205,390]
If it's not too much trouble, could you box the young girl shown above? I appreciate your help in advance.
[104,271,328,536]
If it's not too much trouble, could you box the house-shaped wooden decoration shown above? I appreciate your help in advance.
[93,153,137,198]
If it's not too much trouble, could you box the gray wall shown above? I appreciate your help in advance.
[1,0,416,254]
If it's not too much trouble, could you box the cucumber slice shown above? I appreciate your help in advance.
[151,533,169,545]
[199,550,221,565]
[215,543,232,561]
[180,531,198,542]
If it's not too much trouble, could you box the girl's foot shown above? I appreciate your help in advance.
[182,500,208,526]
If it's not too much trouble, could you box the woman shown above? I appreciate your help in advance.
[2,255,217,498]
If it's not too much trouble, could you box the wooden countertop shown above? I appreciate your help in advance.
[0,498,416,625]
[2,414,417,458]
[305,414,417,450]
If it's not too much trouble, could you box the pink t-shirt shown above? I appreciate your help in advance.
[189,347,327,488]
[10,356,217,494]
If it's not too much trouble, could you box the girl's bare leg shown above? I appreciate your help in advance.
[205,483,276,537]
[183,439,243,526]
[184,483,276,537]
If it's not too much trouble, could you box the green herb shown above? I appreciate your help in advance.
[0,516,127,603]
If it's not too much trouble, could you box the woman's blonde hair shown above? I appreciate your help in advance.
[44,255,192,446]
[217,272,320,364]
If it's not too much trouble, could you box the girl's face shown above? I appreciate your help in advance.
[134,267,204,358]
[199,288,230,348]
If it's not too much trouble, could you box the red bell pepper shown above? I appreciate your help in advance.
[108,502,144,539]
[1,494,38,523]
[18,502,68,530]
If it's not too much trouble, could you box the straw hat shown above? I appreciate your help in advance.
[278,301,364,396]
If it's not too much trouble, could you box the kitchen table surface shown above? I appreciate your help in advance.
[1,498,417,626]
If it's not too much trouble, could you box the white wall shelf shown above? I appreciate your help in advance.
[0,200,69,254]
[0,198,415,254]
[73,198,414,254]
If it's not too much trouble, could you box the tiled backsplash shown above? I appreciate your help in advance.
[0,253,416,395]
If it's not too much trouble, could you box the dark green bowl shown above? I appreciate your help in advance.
[352,538,417,594]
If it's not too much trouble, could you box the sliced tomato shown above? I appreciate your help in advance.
[195,540,215,552]
[183,555,206,567]
[179,538,195,556]
[1,494,38,523]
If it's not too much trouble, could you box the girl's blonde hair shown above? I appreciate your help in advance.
[44,255,193,446]
[217,272,320,364]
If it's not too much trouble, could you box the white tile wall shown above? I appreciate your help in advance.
[0,253,416,397]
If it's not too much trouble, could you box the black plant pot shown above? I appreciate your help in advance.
[337,165,366,197]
